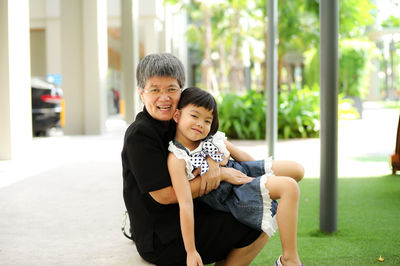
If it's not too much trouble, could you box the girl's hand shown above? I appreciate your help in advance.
[220,167,254,185]
[199,157,221,196]
[187,250,203,266]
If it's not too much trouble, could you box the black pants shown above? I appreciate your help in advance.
[139,201,262,266]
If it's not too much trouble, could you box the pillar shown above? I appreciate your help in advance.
[320,0,339,233]
[163,2,188,84]
[266,0,278,157]
[45,0,62,75]
[121,0,141,124]
[60,0,108,134]
[83,0,108,134]
[140,0,162,55]
[60,0,84,134]
[0,0,32,160]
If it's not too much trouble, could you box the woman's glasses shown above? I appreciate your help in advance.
[143,87,181,96]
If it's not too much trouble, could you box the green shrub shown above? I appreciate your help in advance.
[217,88,320,140]
[278,85,320,139]
[217,87,358,140]
[217,90,266,140]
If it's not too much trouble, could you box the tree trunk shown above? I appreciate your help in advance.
[263,16,267,92]
[218,43,228,92]
[228,9,244,92]
[278,56,282,92]
[201,5,213,91]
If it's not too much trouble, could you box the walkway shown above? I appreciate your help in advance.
[232,101,397,178]
[0,102,398,265]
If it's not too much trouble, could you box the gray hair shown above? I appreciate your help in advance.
[136,53,185,89]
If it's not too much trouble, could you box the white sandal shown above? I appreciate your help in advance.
[274,255,283,266]
[275,255,305,266]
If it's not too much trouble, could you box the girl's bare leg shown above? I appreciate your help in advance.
[267,176,302,266]
[215,162,304,266]
[272,160,304,182]
[214,233,269,266]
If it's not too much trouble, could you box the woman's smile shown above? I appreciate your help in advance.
[157,105,172,110]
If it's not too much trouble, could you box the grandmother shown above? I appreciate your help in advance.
[121,53,277,265]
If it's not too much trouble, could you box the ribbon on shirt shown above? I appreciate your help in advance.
[190,141,224,175]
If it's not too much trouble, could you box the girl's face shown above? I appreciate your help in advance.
[139,76,181,121]
[173,104,213,148]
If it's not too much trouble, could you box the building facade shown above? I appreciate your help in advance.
[0,0,188,160]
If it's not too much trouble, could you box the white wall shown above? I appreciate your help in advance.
[27,0,188,132]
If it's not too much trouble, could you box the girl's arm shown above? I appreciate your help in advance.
[167,153,203,266]
[198,157,221,196]
[224,140,255,162]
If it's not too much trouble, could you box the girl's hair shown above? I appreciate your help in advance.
[178,87,219,136]
[136,53,185,89]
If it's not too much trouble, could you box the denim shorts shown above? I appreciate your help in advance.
[226,159,266,177]
[199,159,278,237]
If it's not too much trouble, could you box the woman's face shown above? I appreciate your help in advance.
[139,76,181,121]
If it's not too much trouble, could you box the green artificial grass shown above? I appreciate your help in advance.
[381,100,400,110]
[253,175,400,266]
[353,155,390,163]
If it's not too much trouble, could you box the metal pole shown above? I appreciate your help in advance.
[267,0,278,157]
[320,0,339,233]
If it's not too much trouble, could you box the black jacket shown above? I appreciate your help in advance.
[121,108,179,253]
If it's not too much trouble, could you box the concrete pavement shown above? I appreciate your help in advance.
[232,101,397,178]
[0,119,152,265]
[0,102,398,265]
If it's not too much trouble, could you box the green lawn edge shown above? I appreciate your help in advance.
[252,175,400,266]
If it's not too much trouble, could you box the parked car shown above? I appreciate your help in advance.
[31,77,63,136]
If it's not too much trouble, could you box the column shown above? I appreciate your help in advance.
[60,0,108,134]
[60,0,84,134]
[266,0,278,157]
[0,0,32,160]
[142,19,160,54]
[83,0,108,134]
[168,5,188,81]
[45,0,62,75]
[140,0,161,55]
[121,0,141,124]
[320,0,339,233]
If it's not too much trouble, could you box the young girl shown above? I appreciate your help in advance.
[168,87,303,266]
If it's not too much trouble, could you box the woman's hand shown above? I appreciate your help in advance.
[187,250,203,266]
[199,157,221,196]
[219,154,230,166]
[220,167,254,185]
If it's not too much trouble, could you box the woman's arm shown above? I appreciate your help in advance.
[167,153,203,266]
[149,175,202,204]
[125,124,203,205]
[224,140,255,162]
[150,140,256,202]
[199,139,257,196]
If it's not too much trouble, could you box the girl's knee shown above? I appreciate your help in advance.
[271,160,305,182]
[267,176,300,200]
[292,162,305,182]
[285,178,300,199]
